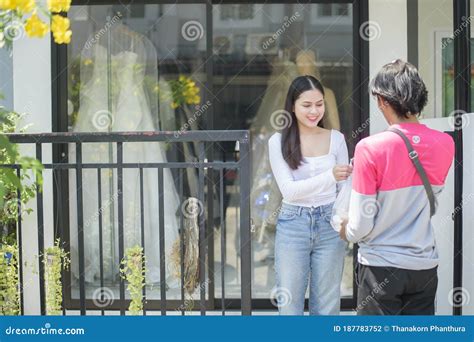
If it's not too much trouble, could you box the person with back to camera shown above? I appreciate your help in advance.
[339,59,455,315]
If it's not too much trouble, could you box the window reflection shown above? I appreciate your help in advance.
[212,3,354,300]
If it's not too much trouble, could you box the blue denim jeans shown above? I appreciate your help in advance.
[274,202,347,315]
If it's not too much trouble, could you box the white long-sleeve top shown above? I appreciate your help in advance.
[268,130,349,207]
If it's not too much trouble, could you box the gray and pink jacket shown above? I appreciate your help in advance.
[346,122,455,270]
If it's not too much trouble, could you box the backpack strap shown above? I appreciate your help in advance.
[387,127,437,217]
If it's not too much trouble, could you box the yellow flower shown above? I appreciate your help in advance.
[171,102,178,109]
[47,0,71,13]
[0,0,15,10]
[83,58,93,66]
[51,14,71,44]
[25,13,49,38]
[16,0,35,13]
[0,0,34,12]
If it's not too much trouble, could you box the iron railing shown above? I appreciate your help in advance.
[1,130,252,315]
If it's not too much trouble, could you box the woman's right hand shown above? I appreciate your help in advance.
[333,165,353,181]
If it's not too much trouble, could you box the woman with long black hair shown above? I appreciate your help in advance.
[269,75,352,315]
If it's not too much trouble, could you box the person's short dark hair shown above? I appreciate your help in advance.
[370,59,428,118]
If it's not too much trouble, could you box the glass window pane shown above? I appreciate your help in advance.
[415,0,453,118]
[67,3,207,302]
[213,3,354,302]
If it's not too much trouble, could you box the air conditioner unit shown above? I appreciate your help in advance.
[213,35,233,55]
[245,33,278,55]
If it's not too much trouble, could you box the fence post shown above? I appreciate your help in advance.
[239,132,252,315]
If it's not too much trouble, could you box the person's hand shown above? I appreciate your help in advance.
[339,218,348,241]
[333,165,353,181]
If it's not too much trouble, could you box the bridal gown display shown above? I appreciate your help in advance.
[249,56,298,232]
[69,24,180,290]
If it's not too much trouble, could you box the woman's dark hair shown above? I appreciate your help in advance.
[281,75,325,170]
[370,59,428,118]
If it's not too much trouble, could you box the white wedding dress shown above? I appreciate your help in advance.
[69,36,180,288]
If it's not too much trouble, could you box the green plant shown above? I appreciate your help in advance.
[43,238,70,315]
[0,243,19,315]
[156,75,201,110]
[0,109,43,316]
[0,109,42,234]
[120,245,146,315]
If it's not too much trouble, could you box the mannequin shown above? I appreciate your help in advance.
[251,51,299,136]
[69,23,181,288]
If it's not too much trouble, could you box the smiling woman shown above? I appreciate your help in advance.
[268,75,352,315]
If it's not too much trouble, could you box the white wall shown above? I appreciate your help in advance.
[420,115,474,316]
[0,49,14,108]
[420,117,454,315]
[461,114,474,315]
[13,34,53,315]
[369,0,408,135]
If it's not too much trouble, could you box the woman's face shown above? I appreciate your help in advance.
[293,89,325,129]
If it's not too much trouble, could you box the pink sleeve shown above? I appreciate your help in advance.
[352,140,378,195]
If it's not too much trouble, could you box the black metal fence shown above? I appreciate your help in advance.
[1,130,252,315]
